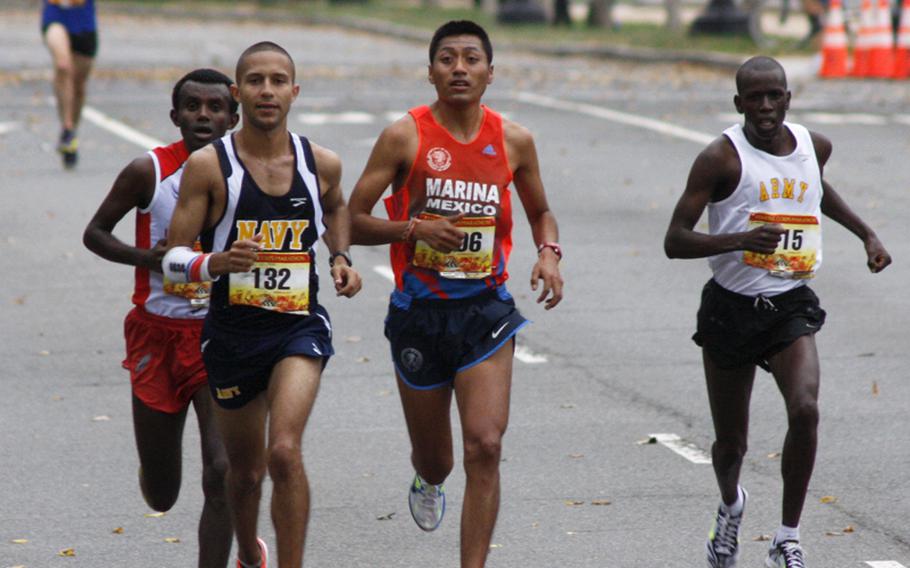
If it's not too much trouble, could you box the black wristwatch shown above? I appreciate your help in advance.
[329,251,353,268]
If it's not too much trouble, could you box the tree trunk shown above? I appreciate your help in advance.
[587,0,616,28]
[664,0,682,31]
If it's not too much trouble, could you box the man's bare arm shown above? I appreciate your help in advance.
[84,155,164,271]
[313,143,362,297]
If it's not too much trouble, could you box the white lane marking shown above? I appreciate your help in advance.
[384,111,409,122]
[372,264,547,364]
[514,343,547,364]
[893,114,910,126]
[82,106,164,149]
[649,433,712,464]
[373,265,395,282]
[804,112,888,125]
[0,121,19,136]
[515,91,714,146]
[865,562,908,568]
[299,112,374,125]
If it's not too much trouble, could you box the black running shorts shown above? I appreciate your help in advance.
[693,279,826,371]
[201,305,333,409]
[384,288,529,389]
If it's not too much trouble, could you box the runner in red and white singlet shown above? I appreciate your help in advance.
[83,69,238,568]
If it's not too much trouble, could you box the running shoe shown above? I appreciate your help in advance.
[706,487,748,568]
[765,540,805,568]
[57,130,78,169]
[408,473,445,532]
[236,537,268,568]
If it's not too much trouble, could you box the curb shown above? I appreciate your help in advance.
[99,1,746,70]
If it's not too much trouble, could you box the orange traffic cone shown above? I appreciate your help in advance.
[819,0,849,77]
[851,0,875,76]
[894,0,910,78]
[868,0,895,77]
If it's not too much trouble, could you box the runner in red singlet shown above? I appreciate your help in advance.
[349,20,563,568]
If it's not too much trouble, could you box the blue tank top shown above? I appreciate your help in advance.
[42,0,97,34]
[202,132,327,334]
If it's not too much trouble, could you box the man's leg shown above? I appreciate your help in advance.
[214,392,269,567]
[43,24,75,132]
[70,53,94,130]
[766,334,820,529]
[453,340,513,568]
[396,376,455,486]
[191,388,232,568]
[703,352,756,505]
[265,355,322,568]
[132,394,188,512]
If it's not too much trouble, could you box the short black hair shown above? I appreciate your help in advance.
[735,56,787,93]
[429,20,493,64]
[236,41,295,83]
[171,68,237,114]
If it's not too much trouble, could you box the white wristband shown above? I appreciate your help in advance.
[162,246,213,283]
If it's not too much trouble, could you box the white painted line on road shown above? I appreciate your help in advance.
[649,433,712,464]
[373,265,395,282]
[804,112,888,125]
[865,562,908,568]
[893,114,910,126]
[514,344,547,364]
[384,111,409,122]
[515,91,714,146]
[0,121,19,136]
[299,112,374,125]
[82,105,164,150]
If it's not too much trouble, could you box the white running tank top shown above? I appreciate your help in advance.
[132,141,209,319]
[708,122,823,296]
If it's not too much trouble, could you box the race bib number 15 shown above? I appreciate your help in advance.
[743,212,820,279]
[229,252,311,314]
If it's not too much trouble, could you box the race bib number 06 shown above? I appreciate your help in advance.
[743,212,820,279]
[229,252,310,314]
[413,214,495,279]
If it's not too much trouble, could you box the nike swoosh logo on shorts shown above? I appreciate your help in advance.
[492,322,509,339]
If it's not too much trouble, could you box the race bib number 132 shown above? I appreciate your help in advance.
[229,252,311,314]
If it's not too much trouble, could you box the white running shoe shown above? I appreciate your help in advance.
[408,473,445,532]
[705,487,748,568]
[765,540,806,568]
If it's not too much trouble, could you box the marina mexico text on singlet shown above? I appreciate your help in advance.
[384,105,514,300]
[708,122,823,297]
[201,132,326,332]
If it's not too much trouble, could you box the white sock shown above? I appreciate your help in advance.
[721,486,745,516]
[774,524,800,544]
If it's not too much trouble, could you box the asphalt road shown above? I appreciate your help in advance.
[1,7,908,568]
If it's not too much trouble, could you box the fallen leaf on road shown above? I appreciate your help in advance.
[825,530,844,537]
[767,452,781,459]
[145,512,165,518]
[489,543,502,549]
[753,534,771,541]
[356,356,370,363]
[568,453,584,459]
[591,499,611,506]
[164,537,181,543]
[11,538,28,544]
[636,436,658,445]
[820,496,838,504]
[13,295,26,305]
[844,525,855,533]
[38,350,50,356]
[112,527,124,534]
[58,548,75,557]
[872,381,879,396]
[92,415,111,422]
[376,512,395,521]
[560,403,576,409]
[564,500,584,507]
[345,335,362,343]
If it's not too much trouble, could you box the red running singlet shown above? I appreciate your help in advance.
[384,105,514,300]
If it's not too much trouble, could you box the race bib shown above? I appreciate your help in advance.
[163,241,210,309]
[413,214,495,279]
[229,252,310,314]
[743,212,820,279]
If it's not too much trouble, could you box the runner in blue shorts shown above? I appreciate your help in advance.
[163,42,362,568]
[350,21,564,568]
[41,0,97,168]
